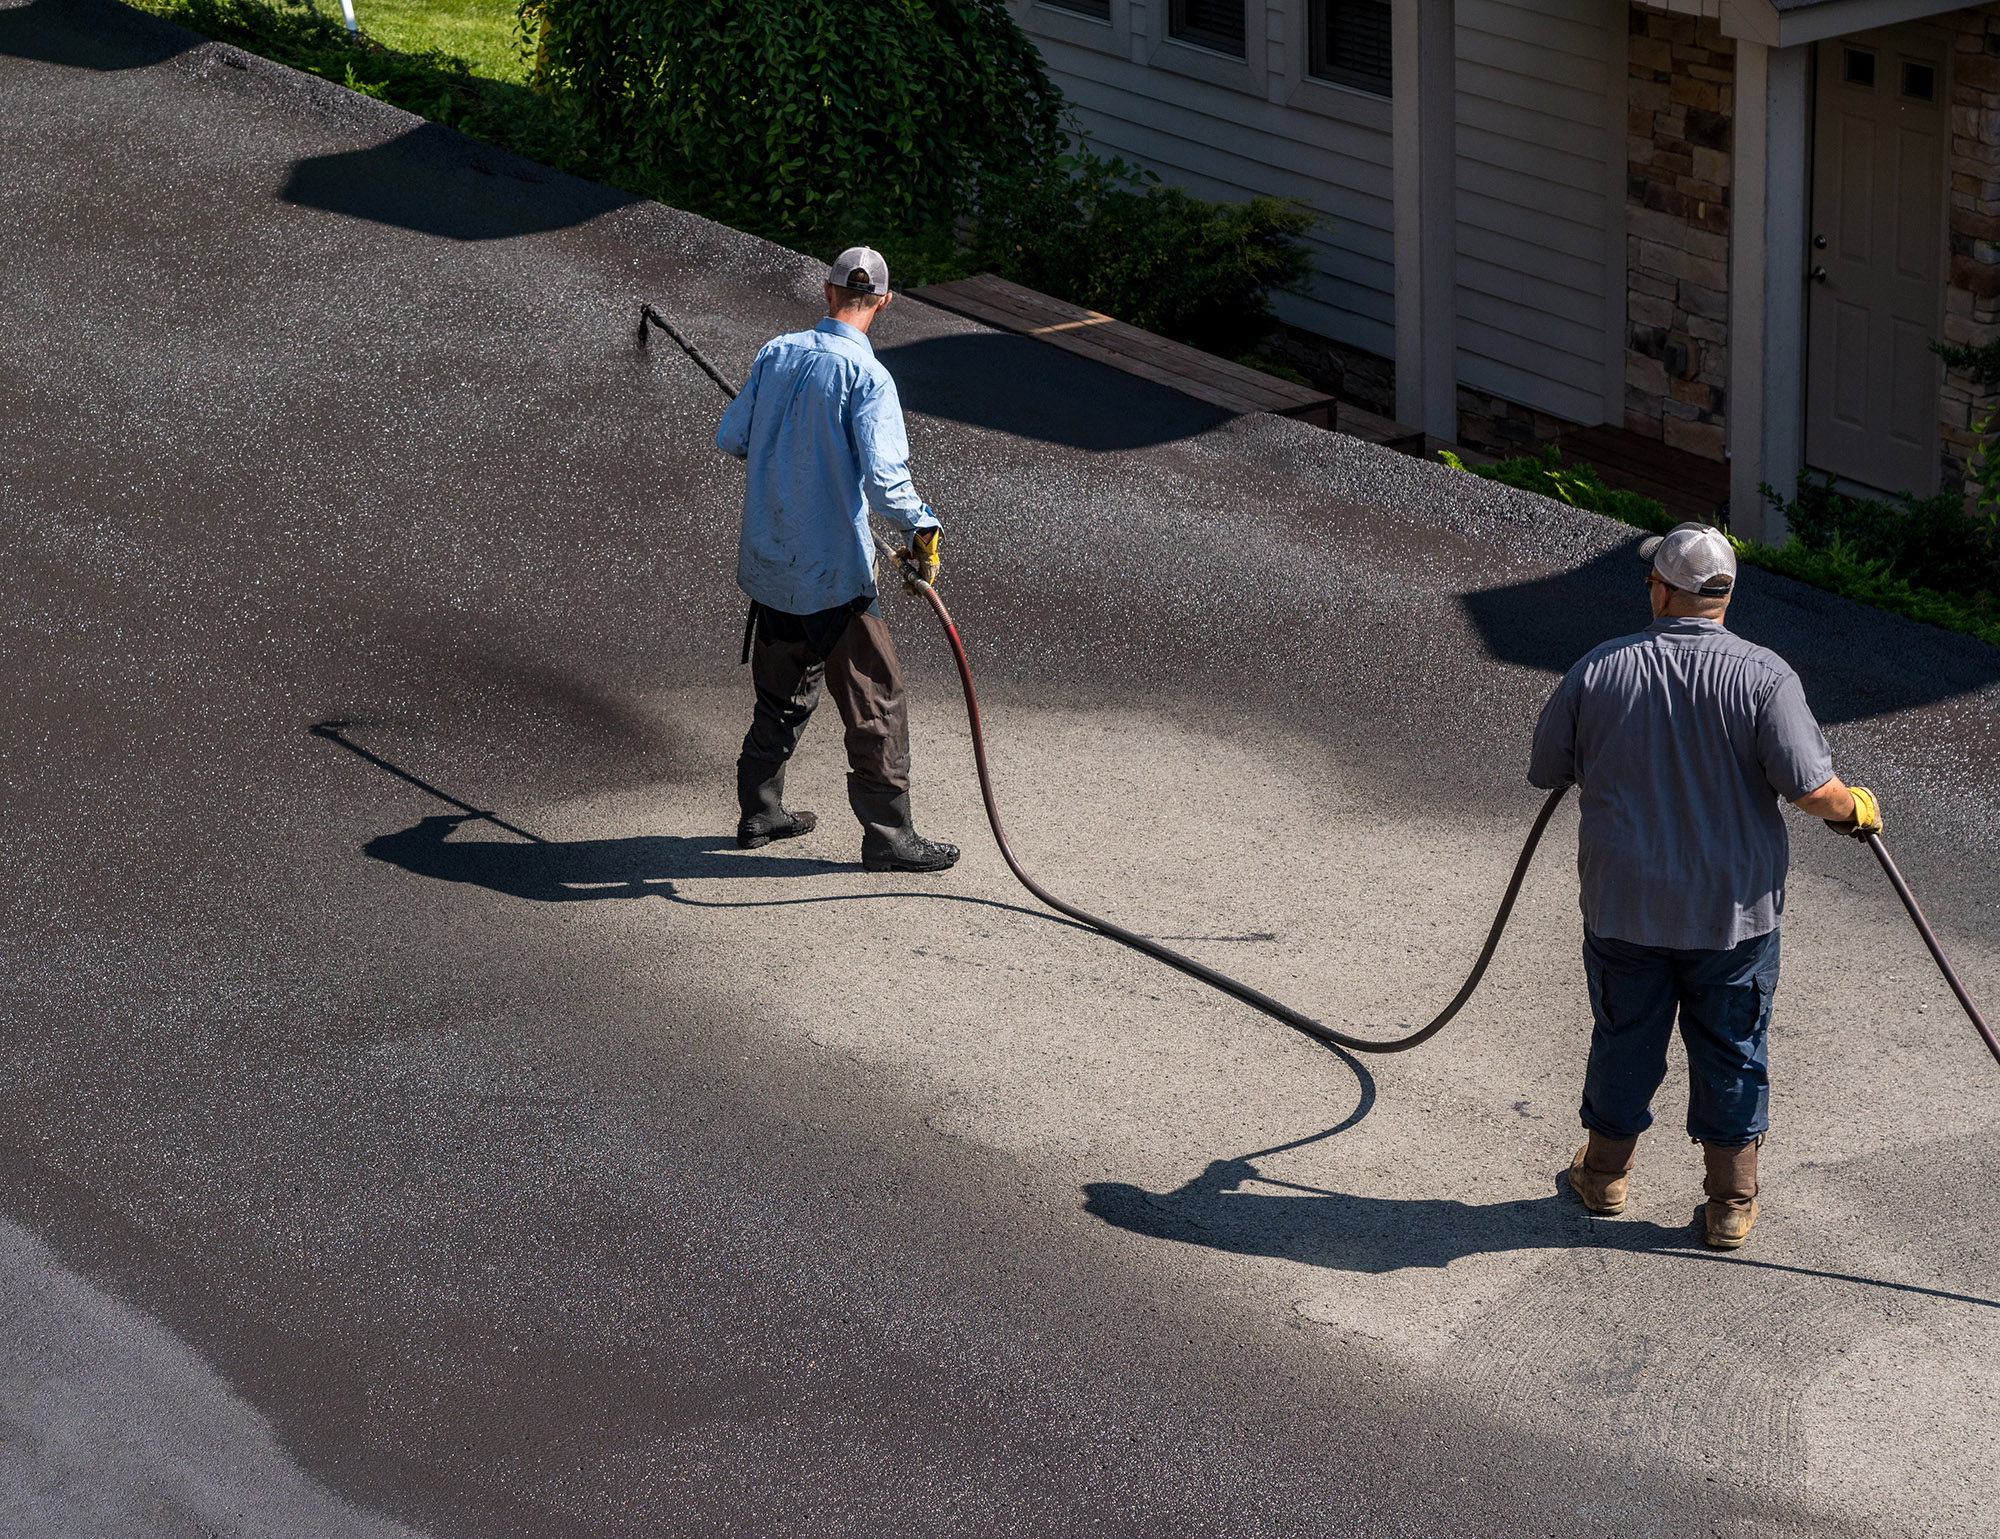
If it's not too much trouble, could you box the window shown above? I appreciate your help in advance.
[1170,0,1245,57]
[1842,48,1875,88]
[1901,61,1935,100]
[1040,0,1111,17]
[1310,0,1392,97]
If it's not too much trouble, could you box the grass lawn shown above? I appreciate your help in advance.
[336,0,523,81]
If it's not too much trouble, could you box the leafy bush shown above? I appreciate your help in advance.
[967,152,1316,355]
[1735,534,2000,646]
[1761,470,1998,602]
[1439,448,2000,649]
[522,0,1064,248]
[130,0,511,133]
[1439,444,1675,533]
[134,0,1317,362]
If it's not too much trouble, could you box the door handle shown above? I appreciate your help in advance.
[1811,266,1828,282]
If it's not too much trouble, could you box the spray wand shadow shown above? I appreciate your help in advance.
[313,721,1114,928]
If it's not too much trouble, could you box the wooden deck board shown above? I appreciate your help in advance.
[1558,424,1731,526]
[913,273,1336,422]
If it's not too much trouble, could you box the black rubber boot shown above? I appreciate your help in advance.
[850,781,958,873]
[737,758,816,850]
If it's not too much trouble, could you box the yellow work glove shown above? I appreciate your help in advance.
[1827,784,1882,839]
[899,527,941,594]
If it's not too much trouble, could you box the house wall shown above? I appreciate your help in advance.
[1624,5,1734,461]
[1017,0,2000,493]
[1008,0,1627,435]
[1006,2,1399,359]
[1943,3,2000,490]
[1455,0,1626,426]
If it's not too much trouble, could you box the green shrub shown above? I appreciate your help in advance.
[522,0,1064,248]
[1440,448,2000,649]
[130,0,511,133]
[133,0,1318,364]
[967,151,1316,355]
[1439,444,1675,533]
[1760,469,1998,602]
[1733,534,2000,646]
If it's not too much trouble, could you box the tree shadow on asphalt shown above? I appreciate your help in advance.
[281,125,636,242]
[0,0,193,70]
[1084,1137,2000,1309]
[1459,544,2000,723]
[877,331,1231,452]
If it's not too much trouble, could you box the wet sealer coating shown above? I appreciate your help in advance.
[2,2,1998,1536]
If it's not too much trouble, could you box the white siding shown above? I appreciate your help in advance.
[1454,0,1623,422]
[1008,1,1397,359]
[1011,0,1626,425]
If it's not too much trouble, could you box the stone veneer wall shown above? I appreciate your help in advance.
[1268,326,1572,454]
[1942,4,2000,492]
[1624,5,1734,463]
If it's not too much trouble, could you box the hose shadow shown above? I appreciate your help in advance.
[1084,1148,1999,1308]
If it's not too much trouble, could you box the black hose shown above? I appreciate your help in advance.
[1864,832,2000,1066]
[636,300,1995,1065]
[883,533,1569,1054]
[641,304,741,402]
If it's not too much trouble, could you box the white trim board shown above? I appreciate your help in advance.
[1722,0,1964,47]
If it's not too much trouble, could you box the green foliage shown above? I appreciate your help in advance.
[1730,533,2000,647]
[129,0,516,131]
[1962,409,2000,566]
[966,151,1316,354]
[355,0,530,84]
[1439,448,2000,650]
[522,0,1065,248]
[1438,444,1675,533]
[1759,469,1999,603]
[134,0,1317,363]
[1931,335,2000,388]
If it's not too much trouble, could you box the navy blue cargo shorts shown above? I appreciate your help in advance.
[1578,927,1780,1147]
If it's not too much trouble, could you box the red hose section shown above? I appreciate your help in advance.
[913,578,1567,1055]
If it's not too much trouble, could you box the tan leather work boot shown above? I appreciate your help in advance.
[1702,1138,1761,1248]
[1568,1132,1639,1214]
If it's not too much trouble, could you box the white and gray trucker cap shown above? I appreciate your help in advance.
[830,246,890,295]
[1638,521,1736,596]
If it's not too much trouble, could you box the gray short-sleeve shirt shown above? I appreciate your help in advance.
[1528,617,1834,950]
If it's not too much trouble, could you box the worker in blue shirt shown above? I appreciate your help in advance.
[1529,523,1881,1249]
[716,247,958,873]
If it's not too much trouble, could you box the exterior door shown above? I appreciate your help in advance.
[1805,28,1947,495]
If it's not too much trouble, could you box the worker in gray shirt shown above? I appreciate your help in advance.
[1529,522,1882,1249]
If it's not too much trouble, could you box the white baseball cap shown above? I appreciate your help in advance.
[830,246,890,295]
[1638,521,1736,596]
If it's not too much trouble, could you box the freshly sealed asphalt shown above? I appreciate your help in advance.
[3,2,1998,1534]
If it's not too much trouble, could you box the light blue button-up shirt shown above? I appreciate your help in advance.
[716,317,939,615]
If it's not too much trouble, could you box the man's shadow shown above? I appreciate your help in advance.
[362,813,839,904]
[1084,1133,1999,1306]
